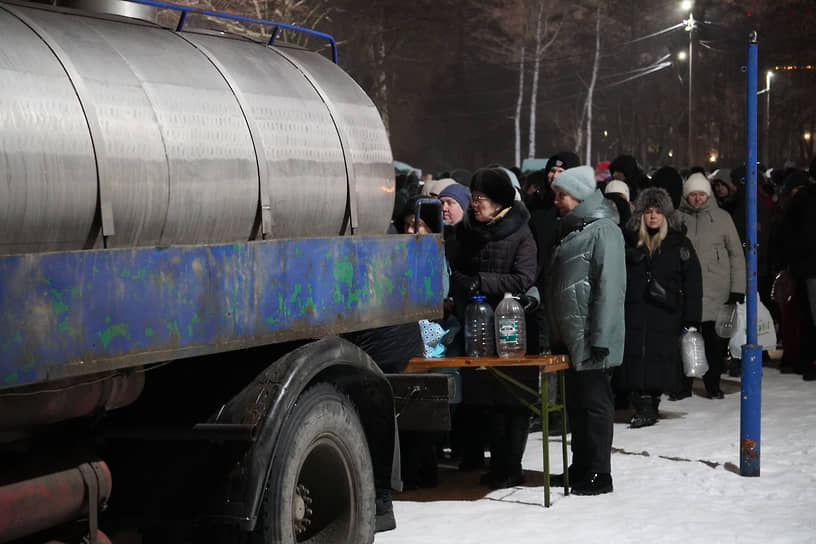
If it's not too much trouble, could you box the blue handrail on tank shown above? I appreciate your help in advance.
[125,0,338,64]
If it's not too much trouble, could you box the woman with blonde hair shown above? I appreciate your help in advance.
[615,187,703,427]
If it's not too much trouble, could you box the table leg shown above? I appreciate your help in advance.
[540,367,550,507]
[560,369,569,495]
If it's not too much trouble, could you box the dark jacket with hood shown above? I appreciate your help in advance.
[614,188,703,393]
[545,189,626,371]
[453,200,538,405]
[453,200,537,311]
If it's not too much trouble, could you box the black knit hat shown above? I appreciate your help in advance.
[545,152,580,175]
[650,166,683,209]
[609,155,640,181]
[470,168,516,208]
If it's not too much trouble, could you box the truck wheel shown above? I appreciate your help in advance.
[253,383,375,544]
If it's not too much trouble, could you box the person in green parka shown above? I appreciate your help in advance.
[545,165,626,496]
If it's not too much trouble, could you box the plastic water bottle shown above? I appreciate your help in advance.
[715,303,738,338]
[464,295,495,357]
[680,327,709,377]
[495,292,526,358]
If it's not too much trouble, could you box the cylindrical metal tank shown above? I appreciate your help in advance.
[0,1,394,255]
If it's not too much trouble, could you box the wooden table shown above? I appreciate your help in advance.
[405,354,570,507]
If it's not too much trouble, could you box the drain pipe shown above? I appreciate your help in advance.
[0,462,111,543]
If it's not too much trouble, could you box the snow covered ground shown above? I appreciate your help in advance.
[377,368,816,544]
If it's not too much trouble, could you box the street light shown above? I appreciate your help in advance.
[683,4,696,165]
[762,71,773,165]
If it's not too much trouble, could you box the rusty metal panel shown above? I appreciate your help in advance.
[0,235,444,389]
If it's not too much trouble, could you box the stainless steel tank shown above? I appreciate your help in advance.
[0,1,394,255]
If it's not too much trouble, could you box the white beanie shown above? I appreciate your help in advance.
[683,173,712,198]
[604,179,630,202]
[551,165,597,202]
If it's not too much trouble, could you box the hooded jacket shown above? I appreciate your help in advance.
[545,189,626,371]
[678,195,746,321]
[453,200,537,310]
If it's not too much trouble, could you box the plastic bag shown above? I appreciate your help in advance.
[714,303,738,338]
[728,300,777,358]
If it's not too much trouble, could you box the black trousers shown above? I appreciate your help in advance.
[565,367,614,475]
[701,321,727,393]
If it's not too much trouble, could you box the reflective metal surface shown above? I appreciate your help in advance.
[280,49,395,235]
[0,8,98,254]
[0,2,393,254]
[185,34,348,238]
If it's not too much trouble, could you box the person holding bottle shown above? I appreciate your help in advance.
[545,165,625,495]
[450,167,537,489]
[677,173,746,399]
[614,188,703,428]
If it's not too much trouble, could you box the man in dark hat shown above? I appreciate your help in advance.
[609,154,647,202]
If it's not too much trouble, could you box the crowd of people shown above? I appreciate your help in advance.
[384,153,816,498]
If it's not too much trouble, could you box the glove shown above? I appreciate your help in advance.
[590,346,609,365]
[453,271,480,297]
[726,292,745,305]
[517,293,539,314]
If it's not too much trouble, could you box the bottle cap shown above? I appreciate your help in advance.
[503,292,513,299]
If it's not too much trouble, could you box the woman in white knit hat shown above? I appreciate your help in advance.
[677,173,746,399]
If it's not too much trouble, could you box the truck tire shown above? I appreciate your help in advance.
[252,383,376,544]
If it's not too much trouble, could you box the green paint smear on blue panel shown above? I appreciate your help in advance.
[70,286,81,298]
[59,317,75,335]
[187,313,201,337]
[132,267,148,280]
[4,372,18,385]
[97,323,129,348]
[120,269,130,278]
[50,288,68,314]
[424,276,435,300]
[167,320,179,333]
[295,248,303,257]
[22,359,35,371]
[13,332,22,343]
[289,284,302,303]
[145,328,155,337]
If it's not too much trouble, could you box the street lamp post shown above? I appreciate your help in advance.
[764,71,772,166]
[684,10,696,166]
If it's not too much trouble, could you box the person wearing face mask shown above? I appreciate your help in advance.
[545,165,626,496]
[615,188,702,428]
[677,173,746,399]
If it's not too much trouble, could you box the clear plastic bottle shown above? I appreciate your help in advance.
[680,327,709,377]
[464,295,495,357]
[495,292,526,358]
[715,303,738,338]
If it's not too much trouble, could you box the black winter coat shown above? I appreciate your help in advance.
[453,201,538,312]
[615,229,703,393]
[452,201,538,406]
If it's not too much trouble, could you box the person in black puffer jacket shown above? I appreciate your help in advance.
[450,167,537,490]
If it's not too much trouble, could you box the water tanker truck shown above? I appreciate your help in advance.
[0,1,446,542]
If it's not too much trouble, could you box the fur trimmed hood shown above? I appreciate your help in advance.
[626,187,683,232]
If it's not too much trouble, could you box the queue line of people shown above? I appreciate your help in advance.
[387,154,816,498]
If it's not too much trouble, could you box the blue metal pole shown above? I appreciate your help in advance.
[740,31,761,477]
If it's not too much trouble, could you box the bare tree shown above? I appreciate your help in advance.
[583,3,602,164]
[527,0,561,159]
[513,46,526,167]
